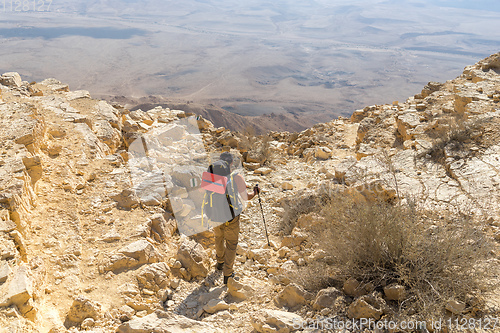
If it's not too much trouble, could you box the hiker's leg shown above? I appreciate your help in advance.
[223,215,240,277]
[213,224,225,265]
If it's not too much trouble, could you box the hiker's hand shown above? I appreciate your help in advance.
[253,185,260,194]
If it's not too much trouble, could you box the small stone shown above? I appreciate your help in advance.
[383,284,406,301]
[446,299,466,314]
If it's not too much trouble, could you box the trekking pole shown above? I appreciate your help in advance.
[255,184,270,247]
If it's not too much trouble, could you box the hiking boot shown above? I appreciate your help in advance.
[216,262,224,270]
[223,273,235,285]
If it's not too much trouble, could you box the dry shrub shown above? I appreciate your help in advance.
[424,114,485,165]
[293,192,496,317]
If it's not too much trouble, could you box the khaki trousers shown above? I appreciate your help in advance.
[213,215,240,277]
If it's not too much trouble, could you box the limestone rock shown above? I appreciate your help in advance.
[0,220,16,233]
[66,295,102,324]
[198,287,225,304]
[343,278,365,298]
[150,213,177,241]
[0,72,22,87]
[136,262,170,292]
[0,264,33,307]
[117,310,220,333]
[227,278,254,300]
[247,249,270,264]
[110,189,140,210]
[383,284,406,301]
[315,146,331,160]
[274,283,306,309]
[0,261,12,283]
[252,309,303,333]
[347,296,384,320]
[312,287,342,310]
[119,240,159,266]
[281,230,307,248]
[446,299,466,314]
[176,237,209,279]
[203,299,229,314]
[255,167,272,175]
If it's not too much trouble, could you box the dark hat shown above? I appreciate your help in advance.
[220,152,233,164]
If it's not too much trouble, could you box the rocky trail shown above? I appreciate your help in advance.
[0,53,499,332]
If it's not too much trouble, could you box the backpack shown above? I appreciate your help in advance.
[201,160,242,224]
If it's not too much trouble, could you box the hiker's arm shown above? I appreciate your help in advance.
[235,175,257,200]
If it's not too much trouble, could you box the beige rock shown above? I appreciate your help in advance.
[446,299,466,314]
[274,283,306,309]
[343,278,366,298]
[119,240,159,266]
[0,72,22,87]
[255,167,272,175]
[281,182,294,190]
[198,287,225,304]
[110,189,140,210]
[176,237,209,279]
[312,287,342,310]
[0,261,12,283]
[315,146,332,160]
[136,262,170,292]
[0,219,16,233]
[227,278,254,300]
[281,231,307,248]
[0,264,33,307]
[66,295,101,324]
[383,284,406,301]
[117,311,219,333]
[347,297,383,320]
[243,162,261,171]
[203,299,229,314]
[252,309,303,333]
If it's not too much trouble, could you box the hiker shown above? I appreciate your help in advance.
[203,152,259,284]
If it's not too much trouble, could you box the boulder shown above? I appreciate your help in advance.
[0,264,32,307]
[274,283,307,309]
[312,287,343,310]
[66,295,102,324]
[176,237,209,279]
[0,72,22,87]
